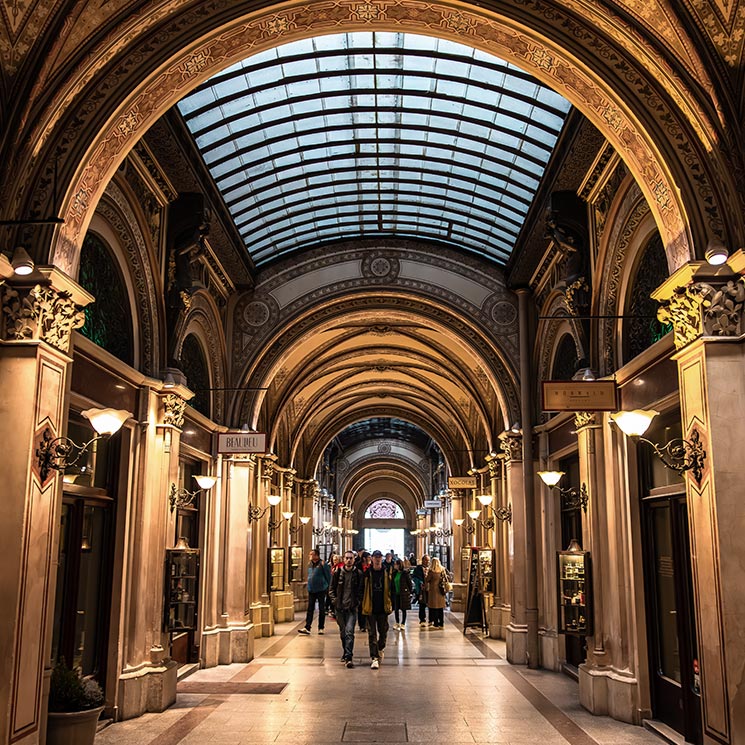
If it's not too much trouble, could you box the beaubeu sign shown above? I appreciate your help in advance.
[217,432,267,454]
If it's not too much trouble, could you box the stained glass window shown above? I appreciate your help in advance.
[365,499,404,519]
[78,233,134,366]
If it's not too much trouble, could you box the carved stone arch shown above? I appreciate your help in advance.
[19,0,739,279]
[175,289,228,423]
[231,293,520,431]
[595,177,658,375]
[89,180,162,374]
[339,451,430,499]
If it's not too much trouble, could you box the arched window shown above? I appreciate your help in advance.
[624,233,671,361]
[180,335,210,417]
[78,233,134,366]
[551,333,578,381]
[365,499,404,519]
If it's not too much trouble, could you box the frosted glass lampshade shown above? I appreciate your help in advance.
[282,511,294,520]
[454,518,465,526]
[299,516,311,524]
[538,470,564,487]
[81,408,131,436]
[476,494,493,506]
[194,475,217,490]
[467,509,481,520]
[267,494,282,506]
[611,409,659,438]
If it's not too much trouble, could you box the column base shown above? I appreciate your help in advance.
[538,628,560,670]
[291,580,307,612]
[487,604,510,639]
[271,591,294,623]
[117,660,178,720]
[450,583,466,613]
[579,663,648,725]
[505,622,528,664]
[250,602,274,637]
[201,622,256,667]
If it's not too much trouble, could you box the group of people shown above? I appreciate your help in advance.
[297,547,451,669]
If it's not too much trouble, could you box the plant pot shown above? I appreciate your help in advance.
[47,706,103,745]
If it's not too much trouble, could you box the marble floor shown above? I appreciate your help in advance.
[95,611,665,745]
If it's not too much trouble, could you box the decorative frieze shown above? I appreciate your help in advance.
[573,412,597,430]
[1,282,86,352]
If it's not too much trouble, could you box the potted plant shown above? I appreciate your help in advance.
[46,660,104,745]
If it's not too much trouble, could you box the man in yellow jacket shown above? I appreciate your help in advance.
[361,550,392,669]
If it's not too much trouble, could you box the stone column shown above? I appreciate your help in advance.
[249,455,275,636]
[0,269,91,745]
[501,428,527,664]
[652,256,745,744]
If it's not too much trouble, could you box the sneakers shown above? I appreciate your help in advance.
[318,629,324,635]
[340,657,347,663]
[419,621,427,627]
[370,658,380,669]
[298,628,310,635]
[346,660,354,668]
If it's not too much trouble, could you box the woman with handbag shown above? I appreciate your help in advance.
[390,559,413,630]
[423,557,447,628]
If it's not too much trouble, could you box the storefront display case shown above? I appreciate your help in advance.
[477,548,495,593]
[289,545,303,582]
[557,545,592,635]
[268,546,286,592]
[164,547,200,632]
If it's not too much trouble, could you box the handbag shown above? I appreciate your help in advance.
[440,572,453,594]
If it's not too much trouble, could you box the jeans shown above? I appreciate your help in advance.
[336,609,357,660]
[357,607,367,631]
[430,607,444,627]
[305,590,327,630]
[365,613,389,659]
[418,595,428,623]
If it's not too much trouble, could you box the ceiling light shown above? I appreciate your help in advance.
[11,246,34,276]
[705,240,728,265]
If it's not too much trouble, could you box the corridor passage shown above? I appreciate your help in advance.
[95,612,663,745]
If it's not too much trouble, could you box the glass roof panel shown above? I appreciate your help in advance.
[179,32,571,266]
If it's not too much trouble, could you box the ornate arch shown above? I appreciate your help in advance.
[89,178,162,374]
[14,0,739,278]
[175,290,228,423]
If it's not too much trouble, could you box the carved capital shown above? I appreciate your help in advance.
[261,453,278,480]
[485,452,503,480]
[573,412,597,429]
[499,429,523,463]
[161,393,186,428]
[285,471,295,490]
[1,283,86,351]
[656,284,706,349]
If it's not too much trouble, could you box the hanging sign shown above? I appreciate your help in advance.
[217,432,267,454]
[542,380,618,412]
[448,476,477,489]
[423,499,442,508]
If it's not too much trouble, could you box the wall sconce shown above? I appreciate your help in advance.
[454,510,482,536]
[313,520,332,538]
[168,474,217,513]
[288,515,311,539]
[475,494,513,526]
[36,408,131,482]
[429,522,453,538]
[248,493,282,523]
[610,409,706,486]
[536,472,589,513]
[268,510,295,533]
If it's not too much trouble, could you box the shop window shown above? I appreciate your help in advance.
[624,233,671,362]
[552,333,578,381]
[78,233,134,366]
[180,335,210,418]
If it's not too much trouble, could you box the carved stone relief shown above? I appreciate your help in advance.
[161,393,187,428]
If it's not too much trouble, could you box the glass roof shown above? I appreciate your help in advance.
[178,32,572,266]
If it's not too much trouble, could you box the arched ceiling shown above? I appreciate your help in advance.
[245,304,512,477]
[178,31,572,266]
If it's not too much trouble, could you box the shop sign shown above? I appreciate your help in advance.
[448,476,477,489]
[541,380,618,412]
[217,432,267,453]
[423,499,442,508]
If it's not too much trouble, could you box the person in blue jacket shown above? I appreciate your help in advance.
[298,548,332,635]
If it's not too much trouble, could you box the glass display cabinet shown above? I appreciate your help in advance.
[289,545,303,582]
[164,547,200,632]
[478,548,495,593]
[268,546,286,592]
[557,545,593,635]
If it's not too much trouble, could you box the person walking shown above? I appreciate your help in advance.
[361,550,392,669]
[298,548,331,635]
[411,554,430,626]
[391,558,413,630]
[326,553,342,618]
[357,551,371,632]
[328,550,363,667]
[424,556,447,628]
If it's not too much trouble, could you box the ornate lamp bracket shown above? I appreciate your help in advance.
[559,483,589,513]
[638,428,706,486]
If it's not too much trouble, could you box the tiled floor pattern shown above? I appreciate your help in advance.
[96,612,664,745]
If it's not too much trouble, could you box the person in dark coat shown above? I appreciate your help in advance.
[391,558,413,630]
[329,551,364,667]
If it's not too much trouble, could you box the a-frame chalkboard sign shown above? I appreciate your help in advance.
[463,546,487,633]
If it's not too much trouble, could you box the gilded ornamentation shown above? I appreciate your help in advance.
[656,285,706,349]
[285,472,295,490]
[262,456,277,480]
[180,50,213,78]
[564,277,590,316]
[162,393,186,428]
[1,283,85,351]
[574,412,596,429]
[499,429,523,463]
[698,279,745,337]
[485,452,503,480]
[263,15,291,34]
[354,3,383,21]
